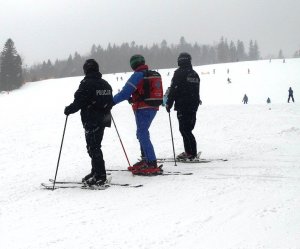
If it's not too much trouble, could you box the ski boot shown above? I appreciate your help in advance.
[82,171,95,183]
[84,173,110,189]
[128,159,147,172]
[176,152,196,161]
[132,161,163,176]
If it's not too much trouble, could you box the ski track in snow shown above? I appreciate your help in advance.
[0,59,300,249]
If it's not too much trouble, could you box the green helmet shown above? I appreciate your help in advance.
[130,54,145,70]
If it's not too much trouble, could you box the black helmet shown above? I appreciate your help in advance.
[130,54,145,70]
[177,52,192,66]
[83,59,99,74]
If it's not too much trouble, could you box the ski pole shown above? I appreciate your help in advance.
[111,114,131,167]
[52,115,68,190]
[168,112,177,166]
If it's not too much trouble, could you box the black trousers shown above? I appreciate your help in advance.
[84,125,106,176]
[288,95,294,103]
[177,111,197,156]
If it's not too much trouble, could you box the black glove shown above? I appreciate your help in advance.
[199,99,202,105]
[166,105,171,113]
[64,104,77,115]
[128,97,133,104]
[103,101,115,113]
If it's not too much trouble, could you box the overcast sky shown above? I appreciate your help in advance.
[1,0,299,66]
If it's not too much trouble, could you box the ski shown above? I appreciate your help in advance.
[156,158,228,163]
[41,182,110,190]
[48,178,143,188]
[139,172,193,176]
[105,169,193,175]
[156,151,227,163]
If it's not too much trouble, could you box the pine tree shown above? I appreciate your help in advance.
[229,41,237,62]
[0,38,23,91]
[253,41,260,60]
[217,37,230,63]
[278,49,284,59]
[236,40,247,61]
[248,40,260,60]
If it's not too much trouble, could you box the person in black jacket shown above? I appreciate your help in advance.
[288,87,294,103]
[242,94,248,104]
[166,52,201,160]
[64,59,113,186]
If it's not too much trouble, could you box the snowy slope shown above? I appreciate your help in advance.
[0,59,300,249]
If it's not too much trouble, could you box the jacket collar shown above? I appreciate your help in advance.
[85,71,102,79]
[179,62,192,69]
[134,64,148,72]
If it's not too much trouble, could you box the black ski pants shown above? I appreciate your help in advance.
[84,124,106,176]
[288,94,294,103]
[177,111,197,156]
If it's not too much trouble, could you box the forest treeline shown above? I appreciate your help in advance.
[1,36,300,91]
[24,37,260,82]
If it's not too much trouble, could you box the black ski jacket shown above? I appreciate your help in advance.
[70,72,113,127]
[166,64,200,113]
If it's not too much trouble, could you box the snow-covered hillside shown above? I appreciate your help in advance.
[0,59,299,249]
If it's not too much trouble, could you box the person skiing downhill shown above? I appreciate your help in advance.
[166,52,201,160]
[64,59,113,186]
[112,54,162,175]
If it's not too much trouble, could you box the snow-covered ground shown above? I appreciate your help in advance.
[0,59,299,249]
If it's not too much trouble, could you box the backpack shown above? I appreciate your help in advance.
[139,70,163,107]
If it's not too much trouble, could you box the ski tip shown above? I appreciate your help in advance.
[41,183,56,190]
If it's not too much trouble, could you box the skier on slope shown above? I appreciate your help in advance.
[288,87,295,103]
[112,55,163,175]
[165,52,201,160]
[242,94,248,104]
[64,59,113,187]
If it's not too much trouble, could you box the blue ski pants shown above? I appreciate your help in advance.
[134,109,157,162]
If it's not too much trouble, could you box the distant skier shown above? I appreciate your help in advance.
[288,87,294,103]
[267,97,271,104]
[166,52,201,160]
[113,54,162,175]
[242,94,248,104]
[64,59,113,187]
[227,77,231,84]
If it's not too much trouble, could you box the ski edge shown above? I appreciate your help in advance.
[48,179,143,188]
[157,158,228,163]
[41,182,109,190]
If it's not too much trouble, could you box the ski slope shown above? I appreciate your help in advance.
[0,59,300,249]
